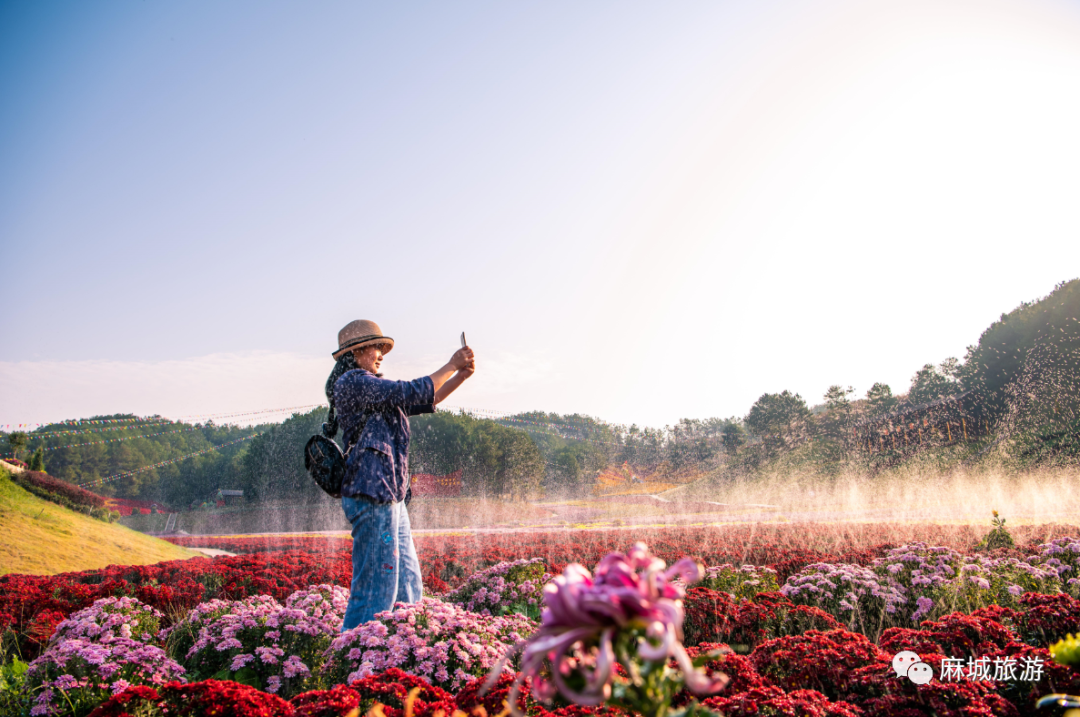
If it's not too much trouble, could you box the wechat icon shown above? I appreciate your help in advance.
[892,651,933,685]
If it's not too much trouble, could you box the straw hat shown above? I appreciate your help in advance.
[333,320,394,360]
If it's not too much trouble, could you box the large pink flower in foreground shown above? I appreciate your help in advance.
[501,542,727,714]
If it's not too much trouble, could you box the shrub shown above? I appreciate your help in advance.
[349,668,455,717]
[749,629,887,701]
[27,610,69,647]
[164,586,347,697]
[85,684,163,717]
[291,684,362,717]
[701,686,865,717]
[89,679,297,717]
[680,644,769,695]
[781,542,1061,638]
[845,663,1021,717]
[0,550,352,662]
[907,611,1020,659]
[323,598,536,692]
[698,564,779,600]
[455,672,549,717]
[682,589,841,651]
[1015,592,1080,647]
[11,479,119,522]
[989,642,1080,713]
[12,471,105,509]
[51,597,162,646]
[444,559,548,619]
[29,447,45,472]
[26,636,185,716]
[1031,537,1080,597]
[976,512,1015,551]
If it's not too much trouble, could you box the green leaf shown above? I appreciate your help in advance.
[233,666,263,689]
[690,649,726,668]
[669,700,724,717]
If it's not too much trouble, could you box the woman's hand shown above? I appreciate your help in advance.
[433,347,475,403]
[450,347,475,372]
[430,346,476,401]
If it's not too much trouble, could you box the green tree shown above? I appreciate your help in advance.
[6,431,28,461]
[496,428,544,500]
[908,361,961,405]
[28,446,45,472]
[744,391,811,450]
[26,413,263,502]
[962,279,1080,415]
[865,383,898,416]
[665,418,722,470]
[410,410,547,499]
[552,446,583,489]
[237,408,326,504]
[819,385,854,440]
[720,420,746,455]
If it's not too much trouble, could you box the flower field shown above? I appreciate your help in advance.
[2,522,1080,716]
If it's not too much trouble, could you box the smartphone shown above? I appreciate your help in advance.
[461,332,467,348]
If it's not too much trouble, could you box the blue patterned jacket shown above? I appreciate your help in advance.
[333,369,435,503]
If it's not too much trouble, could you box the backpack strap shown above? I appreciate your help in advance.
[341,407,374,457]
[323,353,359,438]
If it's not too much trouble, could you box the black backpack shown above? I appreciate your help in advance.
[304,434,346,498]
[306,354,370,498]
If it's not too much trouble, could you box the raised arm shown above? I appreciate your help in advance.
[334,371,434,414]
[429,347,474,398]
[434,359,474,404]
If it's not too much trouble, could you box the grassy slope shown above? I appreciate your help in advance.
[0,469,199,576]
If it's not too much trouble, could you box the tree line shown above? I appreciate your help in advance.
[6,279,1077,504]
[2,416,265,506]
[733,278,1080,466]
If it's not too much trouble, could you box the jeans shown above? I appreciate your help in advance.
[341,495,423,631]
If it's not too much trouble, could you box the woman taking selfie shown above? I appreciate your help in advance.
[325,319,474,630]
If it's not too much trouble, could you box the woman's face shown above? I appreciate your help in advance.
[353,345,384,373]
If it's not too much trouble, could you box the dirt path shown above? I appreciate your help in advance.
[188,547,236,557]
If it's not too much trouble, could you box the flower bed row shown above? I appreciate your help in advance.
[0,551,352,661]
[10,471,105,510]
[6,524,1080,716]
[168,521,1080,560]
[75,646,1080,717]
[15,582,537,716]
[6,524,1080,663]
[10,547,1080,717]
[165,522,1080,589]
[8,471,119,521]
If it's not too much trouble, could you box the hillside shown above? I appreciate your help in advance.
[3,413,269,506]
[0,467,199,576]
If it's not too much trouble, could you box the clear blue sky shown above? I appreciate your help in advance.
[3,0,1080,428]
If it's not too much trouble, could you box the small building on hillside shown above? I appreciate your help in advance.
[192,489,244,510]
